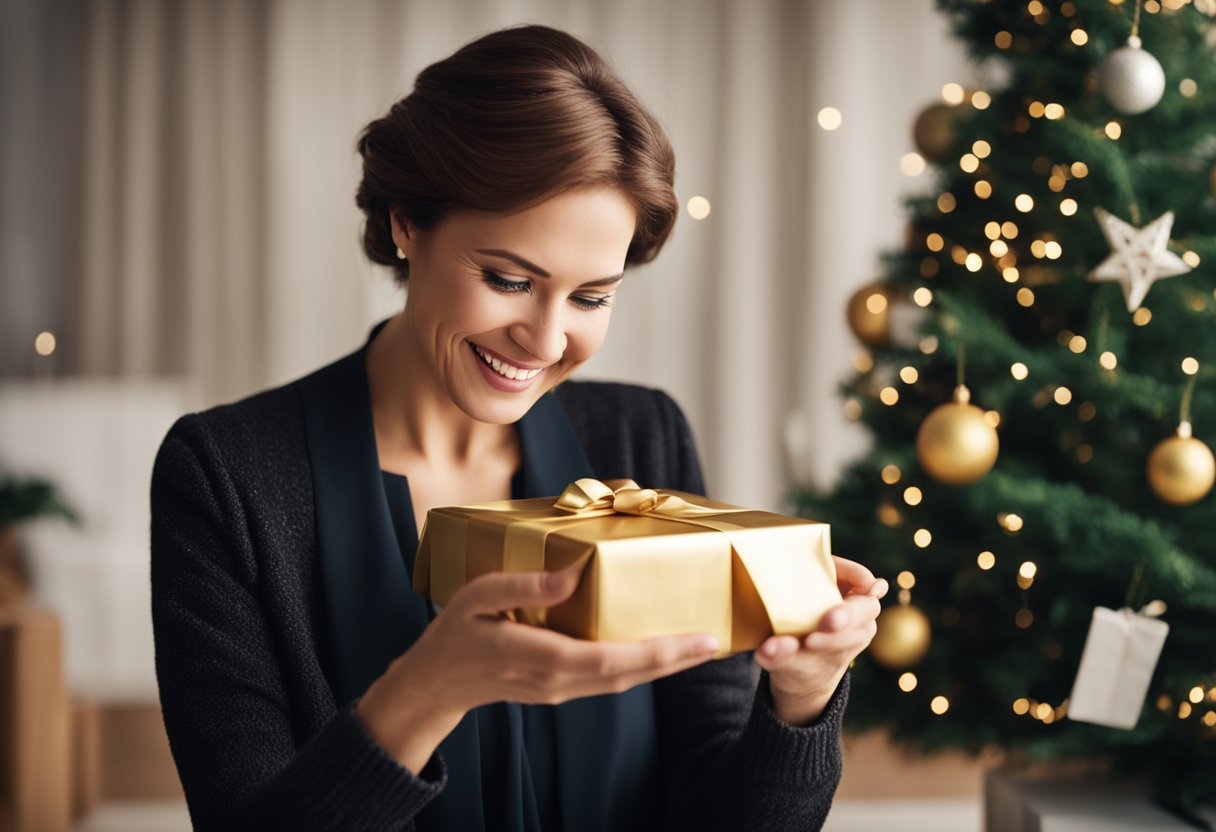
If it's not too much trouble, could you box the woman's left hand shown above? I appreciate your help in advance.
[755,556,888,726]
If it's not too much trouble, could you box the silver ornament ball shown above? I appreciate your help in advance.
[1099,36,1165,115]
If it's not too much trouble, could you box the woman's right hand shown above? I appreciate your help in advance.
[354,563,721,774]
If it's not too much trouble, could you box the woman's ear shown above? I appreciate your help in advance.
[389,210,414,260]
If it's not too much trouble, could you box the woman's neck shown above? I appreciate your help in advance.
[366,312,513,469]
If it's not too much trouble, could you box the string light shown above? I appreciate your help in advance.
[1016,609,1035,628]
[941,83,965,105]
[984,410,1001,428]
[901,153,927,176]
[880,387,900,405]
[919,335,939,354]
[973,140,992,158]
[960,153,980,173]
[999,513,1024,532]
[866,293,888,314]
[1070,162,1088,178]
[937,193,957,213]
[931,696,950,715]
[974,180,993,199]
[817,107,843,130]
[1104,121,1122,140]
[1180,78,1198,98]
[1099,351,1117,370]
[687,196,712,219]
[926,233,945,252]
[984,222,1002,240]
[1043,103,1065,120]
[34,332,56,356]
[1011,362,1029,380]
[897,571,916,589]
[899,672,918,692]
[965,253,983,272]
[1060,198,1078,216]
[1015,194,1035,212]
[1054,386,1073,405]
[1183,251,1201,268]
[913,288,934,307]
[1070,29,1089,45]
[977,551,996,570]
[971,91,992,110]
[1013,698,1030,715]
[1182,357,1200,375]
[990,240,1009,258]
[900,365,920,383]
[914,528,933,547]
[1133,307,1152,326]
[1029,101,1046,118]
[1189,687,1205,704]
[878,504,903,526]
[1068,335,1086,353]
[904,486,923,506]
[881,464,902,484]
[995,31,1013,48]
[1002,267,1020,283]
[1002,221,1019,238]
[1078,402,1097,422]
[1017,288,1035,306]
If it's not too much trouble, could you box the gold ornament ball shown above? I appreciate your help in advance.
[846,284,891,347]
[1147,432,1216,506]
[913,103,961,164]
[917,395,1000,485]
[870,604,932,669]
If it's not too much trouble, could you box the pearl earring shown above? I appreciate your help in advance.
[396,246,406,260]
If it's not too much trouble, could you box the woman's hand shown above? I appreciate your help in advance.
[754,556,888,726]
[355,562,720,774]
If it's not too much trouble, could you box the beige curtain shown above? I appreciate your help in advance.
[69,0,972,509]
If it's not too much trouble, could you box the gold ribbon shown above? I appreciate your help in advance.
[553,478,741,519]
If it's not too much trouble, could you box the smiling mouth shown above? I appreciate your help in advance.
[469,341,545,381]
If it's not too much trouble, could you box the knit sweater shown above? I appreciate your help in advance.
[151,371,846,831]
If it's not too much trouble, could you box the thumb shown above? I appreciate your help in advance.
[449,560,584,617]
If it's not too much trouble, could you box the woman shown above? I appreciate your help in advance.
[151,24,886,831]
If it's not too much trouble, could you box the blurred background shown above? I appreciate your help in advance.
[1,1,984,829]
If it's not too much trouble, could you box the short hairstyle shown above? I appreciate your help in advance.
[355,24,678,284]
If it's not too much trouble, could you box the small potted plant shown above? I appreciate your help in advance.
[0,474,77,605]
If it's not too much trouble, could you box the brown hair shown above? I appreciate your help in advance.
[355,24,678,284]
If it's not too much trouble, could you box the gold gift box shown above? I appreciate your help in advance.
[413,479,842,653]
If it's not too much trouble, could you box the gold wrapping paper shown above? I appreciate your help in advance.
[412,479,841,654]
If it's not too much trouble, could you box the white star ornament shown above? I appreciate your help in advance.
[1088,208,1192,312]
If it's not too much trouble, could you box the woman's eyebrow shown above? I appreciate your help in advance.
[474,248,624,286]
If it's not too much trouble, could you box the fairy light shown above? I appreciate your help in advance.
[913,288,934,307]
[952,243,969,262]
[972,140,992,158]
[971,91,992,109]
[866,293,888,314]
[1010,362,1029,380]
[881,464,902,484]
[904,486,923,506]
[1016,609,1035,628]
[899,672,918,692]
[1002,221,1019,238]
[960,153,980,173]
[1182,357,1200,375]
[995,30,1013,48]
[1180,702,1193,719]
[1105,121,1122,140]
[1054,386,1073,405]
[1017,288,1035,307]
[984,410,1001,428]
[1035,702,1053,720]
[1190,686,1205,704]
[984,222,1002,240]
[1133,307,1152,326]
[1070,28,1089,45]
[878,504,903,526]
[941,83,966,105]
[897,571,916,589]
[1099,351,1117,370]
[919,335,939,354]
[931,696,950,715]
[900,366,920,384]
[1203,712,1216,727]
[974,180,993,199]
[1180,78,1198,98]
[926,233,945,252]
[1068,335,1087,353]
[1019,561,1038,581]
[1028,101,1046,118]
[990,240,1009,257]
[1070,162,1088,178]
[1030,240,1048,258]
[1044,103,1065,120]
[34,332,57,356]
[1183,251,1201,268]
[1060,198,1078,216]
[880,386,900,405]
[1000,513,1024,532]
[977,551,996,570]
[1028,0,1044,13]
[914,528,933,547]
[1015,194,1035,212]
[937,193,957,213]
[1078,401,1097,422]
[965,253,983,272]
[901,153,927,176]
[1013,698,1030,715]
[1002,267,1020,283]
[818,107,843,130]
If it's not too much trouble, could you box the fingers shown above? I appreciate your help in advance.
[451,561,585,617]
[832,555,886,597]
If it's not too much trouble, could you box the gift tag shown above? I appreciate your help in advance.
[1068,605,1169,730]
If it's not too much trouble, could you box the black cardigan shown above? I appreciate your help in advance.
[151,370,846,831]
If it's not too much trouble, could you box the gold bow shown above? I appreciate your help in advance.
[554,478,741,519]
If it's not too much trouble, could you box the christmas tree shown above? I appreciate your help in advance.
[793,0,1216,812]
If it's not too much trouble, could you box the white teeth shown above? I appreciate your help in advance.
[475,345,542,381]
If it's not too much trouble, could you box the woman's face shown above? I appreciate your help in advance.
[392,186,636,425]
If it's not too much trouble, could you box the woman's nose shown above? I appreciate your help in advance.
[509,303,568,364]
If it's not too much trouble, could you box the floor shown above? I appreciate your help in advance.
[75,797,982,831]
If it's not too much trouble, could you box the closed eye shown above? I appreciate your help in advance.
[483,269,614,311]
